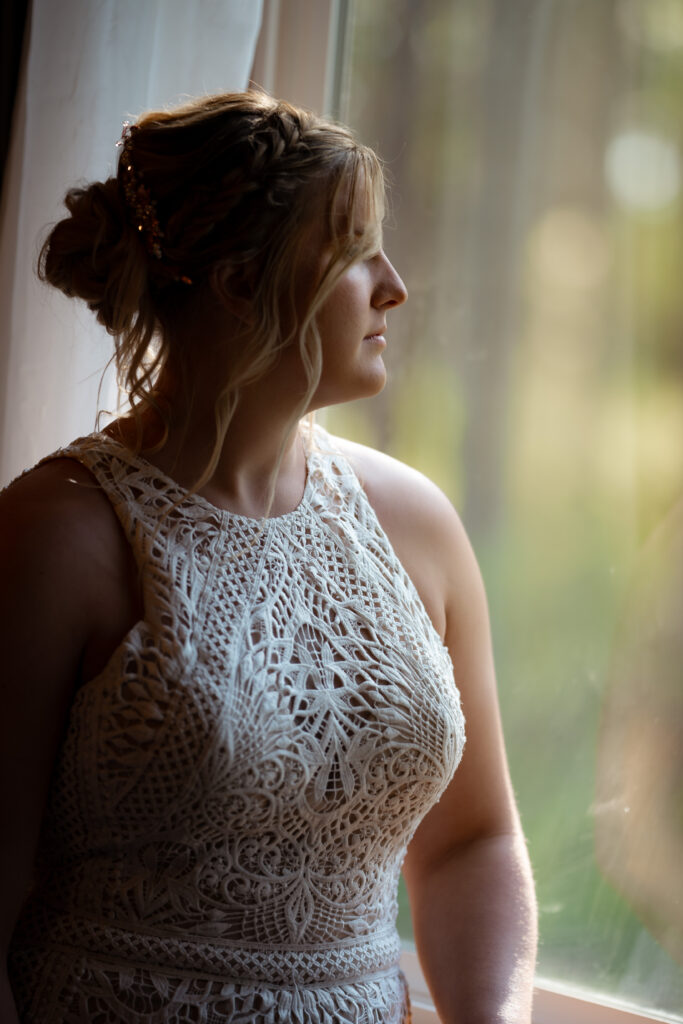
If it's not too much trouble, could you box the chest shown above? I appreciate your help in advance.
[50,514,464,843]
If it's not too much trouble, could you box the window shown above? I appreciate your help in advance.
[326,0,683,1019]
[5,3,678,1019]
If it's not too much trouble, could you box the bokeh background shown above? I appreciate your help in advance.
[326,0,683,1015]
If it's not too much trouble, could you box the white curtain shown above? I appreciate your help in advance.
[0,0,263,485]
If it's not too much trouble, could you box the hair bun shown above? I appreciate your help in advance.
[40,177,148,333]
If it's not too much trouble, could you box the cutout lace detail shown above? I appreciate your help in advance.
[9,426,464,1023]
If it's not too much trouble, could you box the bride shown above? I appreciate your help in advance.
[0,90,536,1023]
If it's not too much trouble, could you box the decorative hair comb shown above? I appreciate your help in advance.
[117,121,163,260]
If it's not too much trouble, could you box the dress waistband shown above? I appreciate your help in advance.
[15,905,402,988]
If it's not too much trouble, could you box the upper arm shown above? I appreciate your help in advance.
[0,461,109,952]
[403,505,520,882]
[332,435,520,876]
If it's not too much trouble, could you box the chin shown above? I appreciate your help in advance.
[365,370,387,397]
[345,368,388,403]
[310,371,387,412]
[351,356,388,399]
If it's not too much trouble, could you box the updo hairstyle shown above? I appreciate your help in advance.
[40,90,385,463]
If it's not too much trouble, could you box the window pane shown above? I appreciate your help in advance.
[331,0,683,1017]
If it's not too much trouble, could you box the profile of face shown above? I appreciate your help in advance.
[311,248,407,409]
[278,173,407,412]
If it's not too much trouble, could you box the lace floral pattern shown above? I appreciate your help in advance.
[9,426,465,1023]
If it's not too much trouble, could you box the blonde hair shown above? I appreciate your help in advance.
[40,90,385,499]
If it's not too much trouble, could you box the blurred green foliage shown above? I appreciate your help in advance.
[331,0,683,1014]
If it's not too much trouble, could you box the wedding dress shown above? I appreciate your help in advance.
[9,424,465,1023]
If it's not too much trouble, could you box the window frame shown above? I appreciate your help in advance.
[401,950,681,1024]
[250,0,351,117]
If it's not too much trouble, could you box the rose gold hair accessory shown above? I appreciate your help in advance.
[117,122,163,260]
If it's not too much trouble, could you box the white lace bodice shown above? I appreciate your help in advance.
[9,424,465,1023]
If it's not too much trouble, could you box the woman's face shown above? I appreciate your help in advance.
[309,243,407,410]
[290,179,409,415]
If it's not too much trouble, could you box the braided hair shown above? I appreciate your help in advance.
[40,91,385,469]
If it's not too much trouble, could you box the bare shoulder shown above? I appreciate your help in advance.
[330,433,484,638]
[330,432,469,562]
[2,457,110,520]
[331,435,455,528]
[1,458,120,570]
[0,457,138,656]
[0,458,101,680]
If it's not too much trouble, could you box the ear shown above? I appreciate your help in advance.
[208,263,258,326]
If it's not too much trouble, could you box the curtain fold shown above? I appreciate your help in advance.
[0,0,29,195]
[0,0,263,484]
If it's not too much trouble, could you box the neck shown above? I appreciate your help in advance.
[113,363,311,519]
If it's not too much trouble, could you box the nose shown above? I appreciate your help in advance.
[375,251,408,309]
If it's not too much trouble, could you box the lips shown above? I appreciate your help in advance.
[364,325,387,340]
